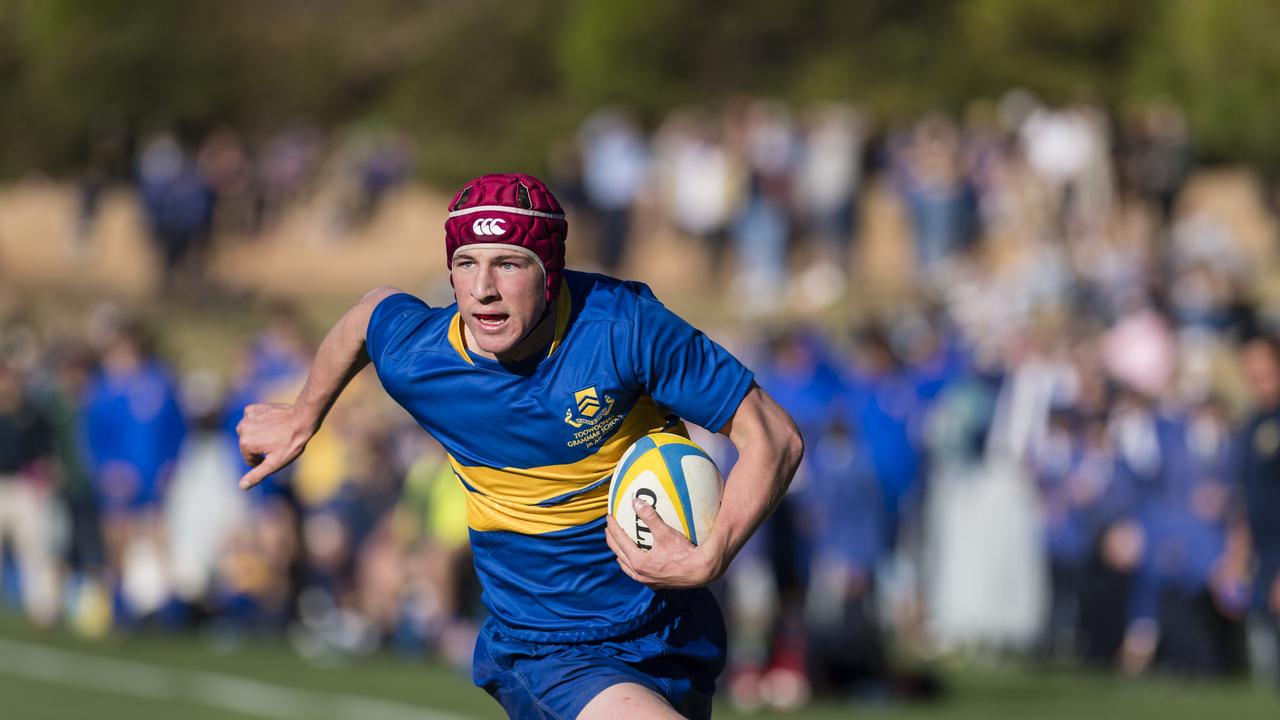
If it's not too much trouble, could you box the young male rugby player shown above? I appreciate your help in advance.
[236,173,802,719]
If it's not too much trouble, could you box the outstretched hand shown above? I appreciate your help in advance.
[605,499,726,590]
[235,403,311,490]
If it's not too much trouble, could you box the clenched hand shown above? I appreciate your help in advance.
[236,403,311,490]
[604,499,727,590]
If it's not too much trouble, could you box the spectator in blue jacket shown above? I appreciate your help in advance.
[82,320,186,619]
[1123,399,1242,676]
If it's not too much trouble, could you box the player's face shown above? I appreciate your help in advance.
[452,247,548,361]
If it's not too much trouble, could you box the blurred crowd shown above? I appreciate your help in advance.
[0,304,480,669]
[557,92,1279,711]
[4,89,1280,713]
[74,117,415,289]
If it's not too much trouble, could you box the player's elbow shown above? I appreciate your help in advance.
[737,386,804,477]
[778,416,804,477]
[759,405,803,483]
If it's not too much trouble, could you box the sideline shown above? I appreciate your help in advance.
[0,637,477,720]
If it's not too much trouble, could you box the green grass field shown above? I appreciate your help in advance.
[2,612,1277,719]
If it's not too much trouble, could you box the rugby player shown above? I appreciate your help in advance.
[236,173,802,718]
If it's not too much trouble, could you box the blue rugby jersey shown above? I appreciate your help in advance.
[365,270,754,642]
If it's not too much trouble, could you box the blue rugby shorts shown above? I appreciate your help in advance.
[472,588,727,719]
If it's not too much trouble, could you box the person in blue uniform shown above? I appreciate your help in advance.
[82,321,186,619]
[235,173,803,719]
[1236,334,1280,687]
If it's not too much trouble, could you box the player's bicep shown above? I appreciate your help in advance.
[721,384,795,441]
[721,384,804,483]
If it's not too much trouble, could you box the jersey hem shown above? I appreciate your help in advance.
[486,589,692,644]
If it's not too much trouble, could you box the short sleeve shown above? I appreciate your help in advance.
[630,292,754,433]
[365,293,430,370]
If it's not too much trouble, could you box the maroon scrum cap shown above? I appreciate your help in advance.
[444,173,567,303]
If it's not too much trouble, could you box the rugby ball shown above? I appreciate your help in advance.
[608,432,724,548]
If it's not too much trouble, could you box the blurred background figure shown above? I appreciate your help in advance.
[803,416,891,699]
[795,104,865,276]
[165,370,247,625]
[82,316,186,624]
[255,123,323,233]
[136,133,215,292]
[656,108,740,279]
[197,126,256,239]
[891,116,976,279]
[1236,334,1280,688]
[0,357,58,629]
[730,100,796,317]
[578,107,649,273]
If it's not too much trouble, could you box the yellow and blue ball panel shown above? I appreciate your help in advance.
[608,432,714,544]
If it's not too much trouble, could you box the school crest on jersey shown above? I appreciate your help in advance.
[564,386,626,449]
[564,386,615,428]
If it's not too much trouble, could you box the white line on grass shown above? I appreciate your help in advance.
[0,637,476,720]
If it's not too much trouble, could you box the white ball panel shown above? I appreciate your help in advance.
[679,454,724,542]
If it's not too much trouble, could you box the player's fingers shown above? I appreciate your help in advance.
[604,518,623,556]
[610,542,646,581]
[606,527,632,566]
[609,513,645,554]
[604,523,640,571]
[631,499,668,530]
[608,536,645,582]
[601,520,622,556]
[615,555,644,584]
[631,499,685,544]
[244,403,271,417]
[606,515,641,560]
[239,439,265,466]
[238,456,278,490]
[616,555,667,590]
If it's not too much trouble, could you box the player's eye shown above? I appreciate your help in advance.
[500,262,518,271]
[456,259,476,270]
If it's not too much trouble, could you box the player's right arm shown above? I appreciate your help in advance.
[236,286,401,490]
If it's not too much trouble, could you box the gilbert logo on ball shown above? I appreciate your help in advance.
[608,433,724,548]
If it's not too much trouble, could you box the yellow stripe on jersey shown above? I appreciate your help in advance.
[447,280,572,365]
[451,396,687,534]
[460,479,610,536]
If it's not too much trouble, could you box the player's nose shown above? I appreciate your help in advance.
[471,266,500,300]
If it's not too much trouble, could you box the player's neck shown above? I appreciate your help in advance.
[463,302,556,364]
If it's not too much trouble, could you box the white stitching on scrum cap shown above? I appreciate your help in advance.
[447,205,565,220]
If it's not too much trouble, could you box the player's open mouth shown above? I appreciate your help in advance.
[474,313,508,331]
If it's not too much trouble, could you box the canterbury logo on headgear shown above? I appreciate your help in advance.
[471,217,507,236]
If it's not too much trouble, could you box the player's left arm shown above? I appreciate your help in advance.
[606,384,802,589]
